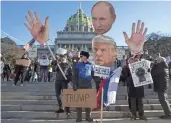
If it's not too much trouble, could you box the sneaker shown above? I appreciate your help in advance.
[12,84,16,86]
[86,117,93,122]
[21,84,23,87]
[160,114,171,119]
[55,109,64,113]
[139,116,147,120]
[130,115,136,120]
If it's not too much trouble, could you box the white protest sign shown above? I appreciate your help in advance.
[29,47,37,58]
[94,65,110,78]
[39,59,49,66]
[56,48,67,55]
[117,48,125,60]
[129,60,153,87]
[166,56,171,64]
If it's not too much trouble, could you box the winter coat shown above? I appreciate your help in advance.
[3,64,11,74]
[73,61,94,89]
[55,62,72,83]
[151,61,170,93]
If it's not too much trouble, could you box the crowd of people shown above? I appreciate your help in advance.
[1,49,171,122]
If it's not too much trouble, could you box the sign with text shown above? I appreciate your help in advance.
[94,65,110,78]
[39,59,49,66]
[129,60,153,87]
[117,48,125,60]
[28,47,37,58]
[16,59,31,67]
[62,89,97,108]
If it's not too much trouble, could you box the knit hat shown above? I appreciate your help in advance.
[80,51,90,59]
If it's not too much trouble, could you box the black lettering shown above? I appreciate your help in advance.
[70,94,74,102]
[66,94,70,102]
[79,94,85,102]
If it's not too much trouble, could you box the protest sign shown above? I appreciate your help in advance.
[16,59,31,67]
[166,56,171,64]
[28,47,37,58]
[39,59,49,66]
[117,48,125,60]
[94,65,110,78]
[129,60,153,87]
[62,89,97,108]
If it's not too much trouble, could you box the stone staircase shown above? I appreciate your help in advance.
[1,82,171,123]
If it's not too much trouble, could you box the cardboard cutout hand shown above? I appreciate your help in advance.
[24,11,49,44]
[123,20,148,55]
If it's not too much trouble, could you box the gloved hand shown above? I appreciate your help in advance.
[73,84,77,91]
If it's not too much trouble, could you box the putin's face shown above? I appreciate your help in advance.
[92,3,115,34]
[93,42,117,67]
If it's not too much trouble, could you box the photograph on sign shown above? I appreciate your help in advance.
[129,60,153,87]
[62,89,97,108]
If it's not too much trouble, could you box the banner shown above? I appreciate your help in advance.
[94,65,110,78]
[129,60,153,87]
[62,89,97,108]
[28,47,37,58]
[16,59,31,67]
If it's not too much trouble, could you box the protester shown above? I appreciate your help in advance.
[3,62,11,81]
[39,55,49,82]
[73,51,94,122]
[55,53,72,115]
[151,53,171,119]
[122,54,147,120]
[0,56,5,79]
[14,53,30,86]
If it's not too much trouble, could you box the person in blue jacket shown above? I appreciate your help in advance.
[73,51,94,122]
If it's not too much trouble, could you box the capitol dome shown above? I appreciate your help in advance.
[63,6,94,32]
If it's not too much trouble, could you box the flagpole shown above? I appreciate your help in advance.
[100,88,104,123]
[45,42,67,80]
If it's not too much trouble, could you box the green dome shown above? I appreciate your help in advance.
[67,9,92,26]
[64,8,94,32]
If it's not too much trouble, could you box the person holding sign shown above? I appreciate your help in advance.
[55,52,72,115]
[122,54,147,120]
[14,53,30,86]
[73,51,94,122]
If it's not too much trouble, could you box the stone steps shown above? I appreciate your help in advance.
[2,104,171,112]
[2,99,170,105]
[2,118,171,123]
[1,110,166,119]
[2,81,171,122]
[2,95,171,100]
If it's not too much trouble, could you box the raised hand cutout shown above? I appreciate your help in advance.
[24,11,49,44]
[123,20,147,55]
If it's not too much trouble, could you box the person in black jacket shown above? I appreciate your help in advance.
[14,53,29,86]
[3,62,11,81]
[151,53,171,119]
[122,54,147,120]
[55,54,72,115]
